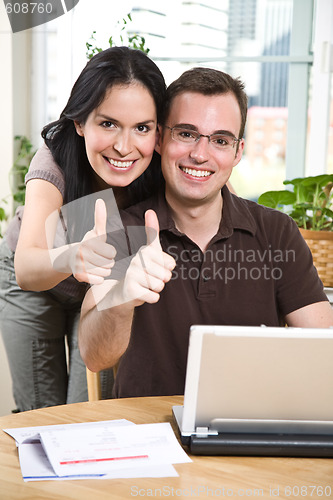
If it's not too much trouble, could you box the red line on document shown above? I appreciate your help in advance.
[60,455,149,465]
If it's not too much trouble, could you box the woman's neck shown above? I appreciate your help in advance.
[92,174,130,210]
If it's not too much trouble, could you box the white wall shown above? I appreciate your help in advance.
[0,4,16,416]
[0,4,13,203]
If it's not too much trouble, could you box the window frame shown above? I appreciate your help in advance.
[28,0,332,180]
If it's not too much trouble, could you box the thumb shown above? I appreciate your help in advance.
[94,199,107,237]
[145,209,161,249]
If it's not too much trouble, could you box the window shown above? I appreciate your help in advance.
[26,0,332,200]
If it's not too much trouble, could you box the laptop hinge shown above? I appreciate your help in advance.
[195,427,218,437]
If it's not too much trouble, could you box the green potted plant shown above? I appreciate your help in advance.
[258,174,333,287]
[0,198,8,239]
[86,13,149,60]
[0,135,36,238]
[10,135,36,210]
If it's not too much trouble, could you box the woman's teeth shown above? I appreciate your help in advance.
[181,166,212,177]
[107,158,134,168]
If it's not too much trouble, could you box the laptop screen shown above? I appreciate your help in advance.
[180,325,333,435]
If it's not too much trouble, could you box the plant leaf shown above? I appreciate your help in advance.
[301,174,333,188]
[0,207,7,221]
[258,190,295,209]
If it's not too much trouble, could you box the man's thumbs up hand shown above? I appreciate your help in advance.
[121,210,176,306]
[145,209,162,250]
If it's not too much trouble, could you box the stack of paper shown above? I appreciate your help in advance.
[4,419,191,481]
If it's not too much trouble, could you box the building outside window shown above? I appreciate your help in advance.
[8,0,333,201]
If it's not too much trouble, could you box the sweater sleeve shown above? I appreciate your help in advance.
[5,144,65,252]
[25,143,65,198]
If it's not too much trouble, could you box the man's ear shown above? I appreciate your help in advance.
[155,124,162,154]
[233,138,245,166]
[74,121,84,137]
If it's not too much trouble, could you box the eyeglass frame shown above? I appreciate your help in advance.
[164,125,241,150]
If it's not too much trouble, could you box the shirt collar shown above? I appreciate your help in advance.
[148,187,178,233]
[217,185,257,238]
[150,185,257,239]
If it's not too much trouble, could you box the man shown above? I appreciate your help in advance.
[79,67,333,398]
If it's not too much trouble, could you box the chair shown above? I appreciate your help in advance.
[86,363,119,401]
[86,368,101,401]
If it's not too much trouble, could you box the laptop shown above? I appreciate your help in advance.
[173,325,333,457]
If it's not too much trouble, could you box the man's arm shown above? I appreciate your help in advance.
[78,210,176,372]
[79,280,135,371]
[285,301,333,327]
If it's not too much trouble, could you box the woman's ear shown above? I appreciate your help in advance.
[155,124,162,154]
[74,121,84,137]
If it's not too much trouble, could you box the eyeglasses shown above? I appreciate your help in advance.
[165,125,241,151]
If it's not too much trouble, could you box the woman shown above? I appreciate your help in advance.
[0,46,166,411]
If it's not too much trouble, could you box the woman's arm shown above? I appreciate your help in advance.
[15,178,71,290]
[15,180,115,291]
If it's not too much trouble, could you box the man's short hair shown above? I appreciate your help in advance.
[163,67,248,139]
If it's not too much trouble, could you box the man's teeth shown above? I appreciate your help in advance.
[181,166,212,178]
[107,158,134,168]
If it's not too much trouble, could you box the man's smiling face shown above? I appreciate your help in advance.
[157,91,244,208]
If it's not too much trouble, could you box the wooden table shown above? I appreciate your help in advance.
[0,395,332,499]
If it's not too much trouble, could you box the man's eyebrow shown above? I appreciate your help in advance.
[172,123,198,130]
[213,130,238,138]
[173,124,237,137]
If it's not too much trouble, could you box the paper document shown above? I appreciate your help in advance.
[18,443,177,481]
[4,419,190,481]
[4,419,133,445]
[39,422,190,477]
[5,419,134,481]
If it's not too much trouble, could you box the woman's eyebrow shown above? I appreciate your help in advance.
[95,114,118,123]
[96,114,156,125]
[136,119,157,125]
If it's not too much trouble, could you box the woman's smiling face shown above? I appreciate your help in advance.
[75,82,158,189]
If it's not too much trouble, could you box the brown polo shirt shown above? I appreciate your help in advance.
[113,186,327,398]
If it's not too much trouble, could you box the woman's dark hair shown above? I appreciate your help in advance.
[42,46,166,206]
